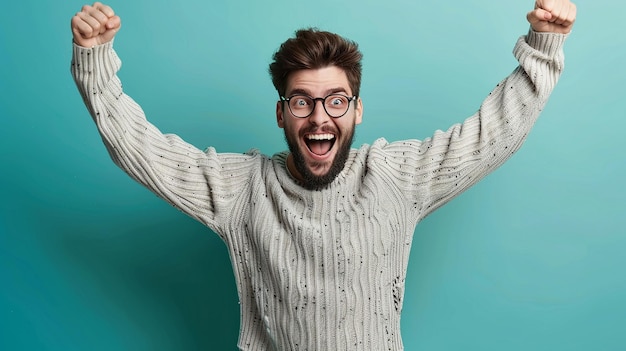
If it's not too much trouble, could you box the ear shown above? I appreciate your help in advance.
[354,97,363,125]
[276,100,285,128]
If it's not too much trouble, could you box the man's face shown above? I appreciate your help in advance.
[276,65,363,190]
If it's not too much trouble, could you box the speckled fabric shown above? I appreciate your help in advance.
[71,30,566,350]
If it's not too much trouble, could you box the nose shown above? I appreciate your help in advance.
[308,99,331,126]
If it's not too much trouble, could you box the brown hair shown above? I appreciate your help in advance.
[269,28,363,97]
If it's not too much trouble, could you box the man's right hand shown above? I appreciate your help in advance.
[71,2,120,47]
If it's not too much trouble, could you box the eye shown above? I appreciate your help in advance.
[290,96,312,109]
[327,95,347,107]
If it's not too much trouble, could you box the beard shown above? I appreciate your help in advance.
[284,125,355,191]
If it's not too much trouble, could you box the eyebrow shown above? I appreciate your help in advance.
[287,87,350,97]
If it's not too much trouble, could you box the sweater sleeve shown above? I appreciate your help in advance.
[370,30,568,221]
[70,41,254,235]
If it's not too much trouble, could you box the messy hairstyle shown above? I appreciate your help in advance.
[269,28,363,97]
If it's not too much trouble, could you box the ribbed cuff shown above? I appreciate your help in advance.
[71,40,120,91]
[522,30,568,58]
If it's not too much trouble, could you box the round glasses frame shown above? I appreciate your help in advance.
[280,93,358,118]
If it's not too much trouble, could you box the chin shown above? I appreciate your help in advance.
[285,131,355,190]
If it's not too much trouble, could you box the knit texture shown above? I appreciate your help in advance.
[71,30,566,350]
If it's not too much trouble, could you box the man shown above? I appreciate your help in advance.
[71,1,576,350]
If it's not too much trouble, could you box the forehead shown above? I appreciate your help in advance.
[286,66,351,96]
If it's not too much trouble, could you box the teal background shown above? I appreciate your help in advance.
[1,0,624,350]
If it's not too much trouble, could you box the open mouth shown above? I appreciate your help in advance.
[305,133,336,156]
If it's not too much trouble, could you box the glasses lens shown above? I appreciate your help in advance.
[324,95,350,117]
[288,95,314,118]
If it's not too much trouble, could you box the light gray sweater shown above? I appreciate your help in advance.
[72,30,566,350]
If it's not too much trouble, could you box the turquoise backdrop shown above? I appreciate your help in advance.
[1,0,624,350]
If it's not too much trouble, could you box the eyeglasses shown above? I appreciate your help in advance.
[280,93,357,118]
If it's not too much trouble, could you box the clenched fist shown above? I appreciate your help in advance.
[71,2,121,47]
[528,0,576,34]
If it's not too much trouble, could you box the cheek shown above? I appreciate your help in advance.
[337,120,356,136]
[283,120,302,139]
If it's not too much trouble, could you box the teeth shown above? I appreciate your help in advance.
[306,133,335,140]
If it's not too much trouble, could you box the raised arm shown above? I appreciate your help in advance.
[375,0,576,220]
[70,3,254,235]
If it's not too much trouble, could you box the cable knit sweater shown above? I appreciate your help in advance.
[71,30,566,350]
